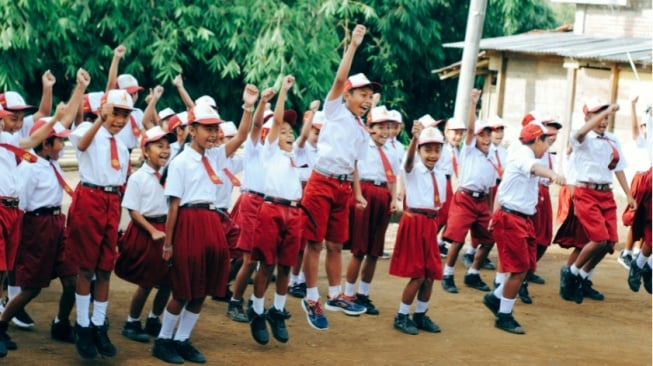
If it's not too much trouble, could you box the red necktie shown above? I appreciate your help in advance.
[494,149,503,178]
[222,168,241,186]
[547,151,553,183]
[0,143,38,164]
[377,146,396,184]
[452,150,459,178]
[51,161,73,196]
[109,137,121,170]
[201,156,223,184]
[598,136,620,170]
[487,156,503,179]
[129,115,140,137]
[430,171,441,209]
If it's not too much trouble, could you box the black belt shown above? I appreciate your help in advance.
[264,196,300,208]
[0,197,19,208]
[145,215,167,223]
[26,206,62,216]
[445,174,451,180]
[577,182,611,191]
[407,208,438,218]
[360,179,388,187]
[241,189,265,198]
[501,206,532,219]
[180,203,218,211]
[459,188,487,199]
[314,167,353,182]
[81,182,121,194]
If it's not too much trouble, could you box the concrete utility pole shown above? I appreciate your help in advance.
[453,0,487,126]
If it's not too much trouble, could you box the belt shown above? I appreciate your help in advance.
[145,215,167,223]
[241,189,265,198]
[407,208,438,218]
[445,174,451,180]
[81,182,121,194]
[314,167,353,182]
[501,206,532,219]
[264,196,300,208]
[360,179,388,187]
[26,206,62,216]
[577,182,611,191]
[0,197,19,208]
[180,203,218,211]
[539,182,550,188]
[459,187,487,199]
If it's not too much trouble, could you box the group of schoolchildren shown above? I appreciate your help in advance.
[0,23,650,363]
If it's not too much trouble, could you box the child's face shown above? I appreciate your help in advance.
[545,126,558,145]
[42,137,66,161]
[144,139,171,169]
[308,127,320,146]
[2,111,25,133]
[390,123,402,138]
[130,92,139,104]
[175,126,187,142]
[446,128,464,146]
[531,137,549,159]
[491,127,504,145]
[344,87,373,117]
[278,122,295,153]
[418,143,442,170]
[190,123,220,150]
[475,129,492,154]
[369,122,390,146]
[586,112,609,135]
[101,105,131,135]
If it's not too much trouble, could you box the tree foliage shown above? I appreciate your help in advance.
[0,0,561,127]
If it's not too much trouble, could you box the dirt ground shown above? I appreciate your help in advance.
[1,171,651,366]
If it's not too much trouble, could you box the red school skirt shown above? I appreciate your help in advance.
[345,182,392,257]
[0,205,21,272]
[533,185,553,247]
[115,219,170,288]
[389,210,442,281]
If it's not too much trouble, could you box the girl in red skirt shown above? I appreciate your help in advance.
[152,86,259,364]
[116,126,175,343]
[389,123,446,335]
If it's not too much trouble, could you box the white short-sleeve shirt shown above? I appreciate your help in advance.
[498,144,541,215]
[115,107,144,150]
[458,138,498,193]
[69,122,129,186]
[0,132,21,197]
[571,130,626,184]
[215,155,243,208]
[261,139,302,201]
[294,141,318,183]
[404,156,447,210]
[358,138,401,183]
[241,138,266,193]
[122,163,168,217]
[18,157,63,211]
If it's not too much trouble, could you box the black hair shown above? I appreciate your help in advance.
[33,136,58,154]
[522,135,548,146]
[159,132,192,186]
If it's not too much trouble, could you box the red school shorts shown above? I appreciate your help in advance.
[16,213,77,288]
[572,187,618,244]
[442,191,494,245]
[0,205,21,271]
[115,220,170,288]
[533,185,553,247]
[389,211,442,280]
[66,184,121,272]
[233,192,264,252]
[346,182,391,257]
[251,202,302,267]
[492,209,537,273]
[301,171,353,244]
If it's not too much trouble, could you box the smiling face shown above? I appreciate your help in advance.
[101,105,131,135]
[389,123,402,139]
[190,123,220,152]
[446,128,464,146]
[491,127,504,145]
[418,143,442,170]
[278,121,295,153]
[475,128,492,154]
[344,87,374,117]
[144,139,171,170]
[2,110,25,133]
[369,121,390,146]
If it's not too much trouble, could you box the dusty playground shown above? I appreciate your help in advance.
[1,169,650,366]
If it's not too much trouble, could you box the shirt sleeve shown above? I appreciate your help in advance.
[17,163,35,211]
[68,122,92,148]
[121,173,142,211]
[164,159,184,199]
[323,97,345,121]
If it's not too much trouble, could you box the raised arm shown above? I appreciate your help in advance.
[142,86,164,130]
[225,84,259,157]
[59,68,92,128]
[173,74,195,110]
[106,45,126,92]
[464,89,481,146]
[19,103,65,149]
[297,100,320,148]
[268,75,294,144]
[574,104,619,144]
[404,121,424,174]
[327,24,366,102]
[630,96,640,140]
[249,87,275,144]
[33,70,56,121]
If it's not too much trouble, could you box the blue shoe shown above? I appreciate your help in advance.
[301,299,329,331]
[324,294,366,316]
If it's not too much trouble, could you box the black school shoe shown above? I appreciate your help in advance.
[152,338,184,364]
[495,312,525,335]
[288,283,307,298]
[0,321,16,351]
[464,273,491,292]
[393,313,418,335]
[518,281,532,304]
[248,308,269,345]
[266,307,291,343]
[483,293,500,316]
[559,266,575,301]
[441,275,458,293]
[145,317,162,337]
[92,322,117,357]
[581,279,604,301]
[355,294,380,315]
[412,311,441,333]
[121,320,150,342]
[51,319,75,343]
[74,323,97,359]
[175,339,206,363]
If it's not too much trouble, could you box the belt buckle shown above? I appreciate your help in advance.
[290,201,298,207]
[53,209,61,215]
[103,186,113,192]
[209,204,216,210]
[472,191,480,198]
[374,180,382,186]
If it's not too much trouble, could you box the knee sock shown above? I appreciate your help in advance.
[172,308,199,341]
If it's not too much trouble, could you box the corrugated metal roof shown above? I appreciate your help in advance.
[444,32,652,66]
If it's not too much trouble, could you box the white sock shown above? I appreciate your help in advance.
[579,269,590,279]
[467,267,480,275]
[494,272,506,285]
[648,256,652,268]
[8,286,20,300]
[328,285,341,300]
[306,287,319,302]
[252,295,265,315]
[158,309,180,339]
[587,268,595,280]
[493,283,503,299]
[53,316,61,324]
[127,315,140,322]
[290,274,299,286]
[499,296,516,314]
[398,302,411,315]
[415,300,429,313]
[274,292,286,311]
[91,300,108,326]
[358,281,370,296]
[173,308,200,341]
[623,249,633,256]
[75,293,91,327]
[570,264,580,276]
[636,253,648,269]
[465,246,476,255]
[297,271,306,284]
[344,282,356,297]
[443,265,455,276]
[148,311,159,319]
